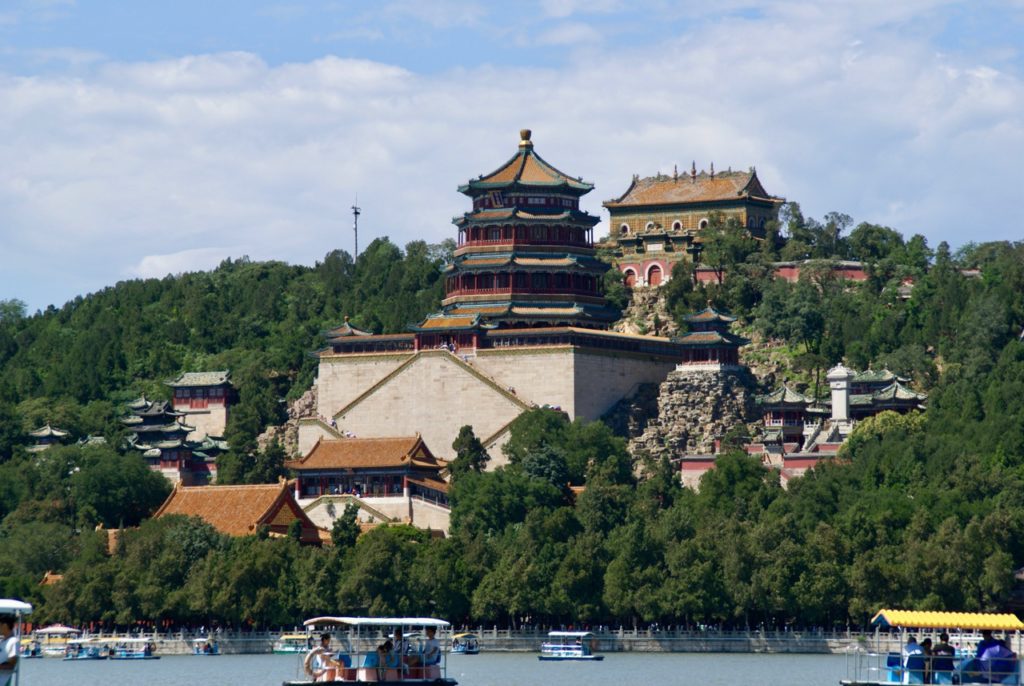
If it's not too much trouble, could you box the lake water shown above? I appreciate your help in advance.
[19,651,850,686]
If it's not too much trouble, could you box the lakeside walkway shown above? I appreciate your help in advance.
[47,628,904,656]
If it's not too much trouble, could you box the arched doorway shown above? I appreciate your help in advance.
[647,264,663,286]
[624,269,636,288]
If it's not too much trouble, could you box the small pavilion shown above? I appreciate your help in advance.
[672,304,748,370]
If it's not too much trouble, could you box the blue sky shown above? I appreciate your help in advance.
[2,0,1023,310]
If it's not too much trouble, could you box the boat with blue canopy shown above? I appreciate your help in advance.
[842,609,1024,686]
[110,637,159,660]
[452,633,479,655]
[192,637,220,655]
[62,638,111,660]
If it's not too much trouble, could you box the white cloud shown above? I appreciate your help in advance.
[1,1,1023,309]
[536,22,603,46]
[539,0,623,18]
[129,248,240,279]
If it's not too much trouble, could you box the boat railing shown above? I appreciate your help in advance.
[844,647,1022,685]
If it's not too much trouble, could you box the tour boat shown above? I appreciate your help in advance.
[34,623,81,657]
[18,637,42,658]
[274,632,313,654]
[281,616,457,686]
[451,633,480,655]
[192,637,220,655]
[841,609,1023,686]
[1,598,32,686]
[110,637,160,660]
[538,631,604,661]
[62,638,111,660]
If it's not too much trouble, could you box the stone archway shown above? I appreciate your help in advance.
[647,264,663,286]
[624,269,636,288]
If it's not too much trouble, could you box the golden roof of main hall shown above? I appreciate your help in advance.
[153,482,301,537]
[604,169,783,208]
[286,435,443,471]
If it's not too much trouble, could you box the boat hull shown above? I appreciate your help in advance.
[283,680,457,686]
[538,655,604,661]
[110,655,161,660]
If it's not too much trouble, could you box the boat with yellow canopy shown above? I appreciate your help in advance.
[842,609,1024,686]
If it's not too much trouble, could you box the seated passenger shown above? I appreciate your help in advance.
[904,636,926,685]
[981,640,1017,684]
[932,633,957,684]
[422,627,441,666]
[978,632,1002,659]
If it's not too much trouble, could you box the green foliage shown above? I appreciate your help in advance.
[5,219,1024,629]
[330,503,361,549]
[448,425,489,479]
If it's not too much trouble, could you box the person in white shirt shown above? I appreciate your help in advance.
[1,617,18,686]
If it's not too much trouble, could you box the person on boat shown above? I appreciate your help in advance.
[977,631,1002,658]
[376,640,395,680]
[393,627,409,660]
[904,636,926,685]
[305,633,337,682]
[979,638,1017,683]
[932,633,957,682]
[422,627,441,666]
[921,638,934,684]
[0,617,17,686]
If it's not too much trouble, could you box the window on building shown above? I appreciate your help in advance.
[620,223,630,235]
[645,221,655,231]
[672,220,682,231]
[699,218,709,230]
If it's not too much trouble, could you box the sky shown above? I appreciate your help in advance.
[1,0,1023,311]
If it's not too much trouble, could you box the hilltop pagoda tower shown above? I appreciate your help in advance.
[413,129,617,348]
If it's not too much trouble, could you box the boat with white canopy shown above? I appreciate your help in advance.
[1,598,33,686]
[539,631,604,661]
[282,616,456,685]
[33,623,80,657]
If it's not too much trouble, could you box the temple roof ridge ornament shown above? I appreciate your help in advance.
[459,129,593,195]
[603,165,783,207]
[28,424,70,439]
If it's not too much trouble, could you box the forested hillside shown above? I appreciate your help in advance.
[0,238,450,473]
[2,206,1024,629]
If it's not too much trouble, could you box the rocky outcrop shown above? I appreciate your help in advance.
[629,368,759,458]
[612,286,679,338]
[602,383,661,439]
[256,387,317,456]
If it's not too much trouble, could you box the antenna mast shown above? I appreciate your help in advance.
[352,198,361,259]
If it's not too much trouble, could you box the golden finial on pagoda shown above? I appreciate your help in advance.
[519,129,533,148]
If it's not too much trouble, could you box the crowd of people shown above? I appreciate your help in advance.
[903,630,1018,684]
[304,626,441,683]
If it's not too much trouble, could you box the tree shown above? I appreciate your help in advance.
[449,425,489,479]
[330,503,361,549]
[698,212,757,285]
